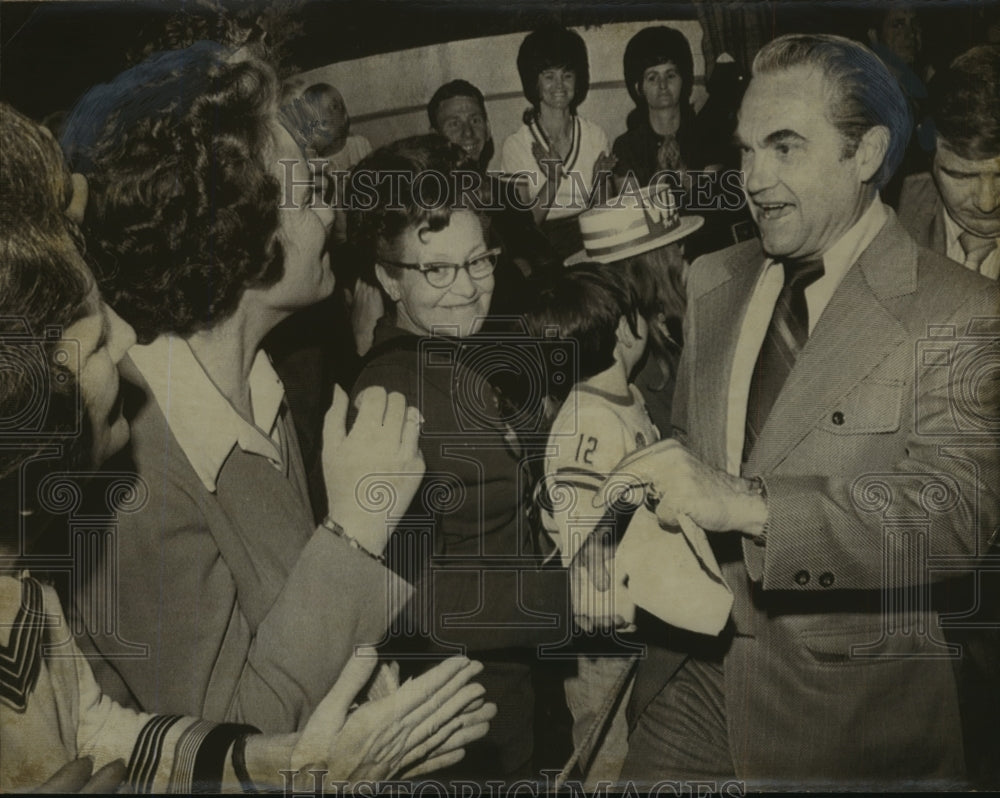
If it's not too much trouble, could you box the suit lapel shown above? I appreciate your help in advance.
[748,212,915,474]
[929,199,947,256]
[690,244,765,470]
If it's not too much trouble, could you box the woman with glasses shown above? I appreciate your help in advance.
[347,134,567,782]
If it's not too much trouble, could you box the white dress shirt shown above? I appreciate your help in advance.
[943,209,1000,280]
[128,335,286,491]
[724,197,889,476]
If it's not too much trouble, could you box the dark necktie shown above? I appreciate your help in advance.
[743,258,826,463]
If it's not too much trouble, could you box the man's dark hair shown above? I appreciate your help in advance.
[753,33,912,190]
[427,79,486,130]
[1,102,95,545]
[929,45,1000,161]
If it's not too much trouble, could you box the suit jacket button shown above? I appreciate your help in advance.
[832,411,845,425]
[794,570,810,585]
[819,572,835,587]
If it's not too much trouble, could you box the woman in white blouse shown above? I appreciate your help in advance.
[501,24,616,259]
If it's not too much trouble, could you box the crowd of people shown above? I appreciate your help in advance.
[1,9,998,794]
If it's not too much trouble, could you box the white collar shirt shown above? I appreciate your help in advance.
[128,335,286,492]
[943,208,1000,280]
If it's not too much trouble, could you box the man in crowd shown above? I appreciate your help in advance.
[898,45,1000,280]
[613,33,999,788]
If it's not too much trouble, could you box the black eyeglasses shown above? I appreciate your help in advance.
[379,247,501,289]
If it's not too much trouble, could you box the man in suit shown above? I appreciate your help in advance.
[615,34,1000,788]
[898,45,1000,279]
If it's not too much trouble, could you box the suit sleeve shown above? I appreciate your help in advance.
[233,527,408,728]
[37,586,231,795]
[747,292,1000,592]
[85,467,407,733]
[669,261,698,448]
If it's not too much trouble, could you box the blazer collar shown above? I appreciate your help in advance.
[747,210,915,473]
[688,240,765,469]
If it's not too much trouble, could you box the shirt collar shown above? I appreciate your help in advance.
[771,196,888,333]
[129,336,285,492]
[943,208,965,258]
[943,207,998,251]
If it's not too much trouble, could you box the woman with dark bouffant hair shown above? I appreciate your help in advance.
[58,42,496,747]
[613,26,710,188]
[500,24,615,258]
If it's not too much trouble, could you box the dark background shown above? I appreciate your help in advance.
[2,0,995,122]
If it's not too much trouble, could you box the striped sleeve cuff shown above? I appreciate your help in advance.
[126,717,260,794]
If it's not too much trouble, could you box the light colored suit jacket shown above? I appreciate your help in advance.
[897,171,948,255]
[631,211,1000,785]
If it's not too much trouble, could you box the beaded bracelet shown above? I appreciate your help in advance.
[321,516,387,564]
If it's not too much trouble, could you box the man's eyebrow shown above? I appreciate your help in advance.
[732,129,807,149]
[763,129,806,147]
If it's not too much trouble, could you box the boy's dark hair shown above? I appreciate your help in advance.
[525,262,640,403]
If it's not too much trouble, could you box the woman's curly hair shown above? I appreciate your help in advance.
[1,102,94,543]
[347,133,482,275]
[61,41,287,343]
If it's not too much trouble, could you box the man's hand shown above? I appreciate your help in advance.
[599,439,768,537]
[322,385,425,556]
[568,522,631,633]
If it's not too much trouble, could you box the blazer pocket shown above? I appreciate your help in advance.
[797,623,931,665]
[820,379,903,435]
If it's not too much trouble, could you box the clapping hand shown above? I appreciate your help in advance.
[591,150,618,184]
[322,385,425,556]
[531,141,563,185]
[291,649,496,783]
[33,758,127,794]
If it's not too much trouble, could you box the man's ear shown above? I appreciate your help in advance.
[855,125,891,184]
[374,263,402,302]
[616,315,637,347]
